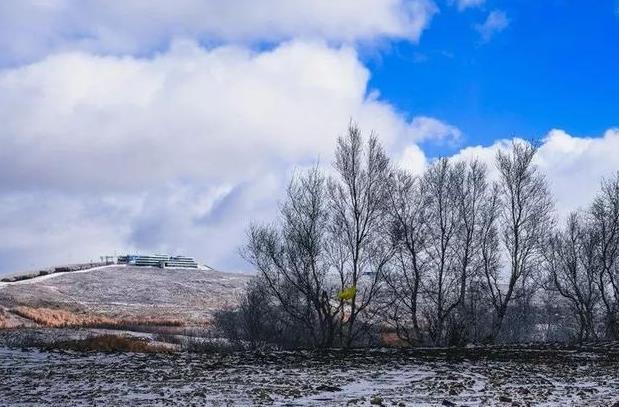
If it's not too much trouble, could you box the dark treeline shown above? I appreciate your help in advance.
[215,124,619,349]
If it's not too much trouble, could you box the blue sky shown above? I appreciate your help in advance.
[0,1,618,274]
[366,0,619,154]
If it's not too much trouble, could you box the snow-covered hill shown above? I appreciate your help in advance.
[0,265,250,326]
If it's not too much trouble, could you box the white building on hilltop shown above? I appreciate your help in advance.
[116,254,199,269]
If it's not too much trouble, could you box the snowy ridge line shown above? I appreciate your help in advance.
[0,265,119,289]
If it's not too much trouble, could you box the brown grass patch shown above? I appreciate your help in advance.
[380,331,410,348]
[0,309,10,329]
[116,316,185,327]
[12,306,186,328]
[53,334,171,353]
[13,306,115,327]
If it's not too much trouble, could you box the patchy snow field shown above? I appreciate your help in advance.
[0,347,617,406]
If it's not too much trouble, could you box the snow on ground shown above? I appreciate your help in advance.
[0,347,617,406]
[0,266,251,324]
[0,265,118,287]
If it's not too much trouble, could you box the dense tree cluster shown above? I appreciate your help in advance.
[217,124,619,349]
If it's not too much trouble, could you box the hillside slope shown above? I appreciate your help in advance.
[0,266,250,325]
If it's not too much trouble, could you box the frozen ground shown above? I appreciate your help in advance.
[0,266,250,324]
[0,347,617,406]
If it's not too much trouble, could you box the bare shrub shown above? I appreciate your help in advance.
[213,278,306,350]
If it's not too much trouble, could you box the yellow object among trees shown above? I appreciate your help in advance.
[338,286,357,301]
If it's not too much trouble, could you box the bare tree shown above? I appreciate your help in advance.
[416,159,493,345]
[383,170,429,345]
[214,278,281,350]
[449,160,494,344]
[418,158,462,345]
[237,121,619,349]
[243,166,340,348]
[475,182,502,341]
[589,172,619,339]
[544,213,600,342]
[328,123,393,347]
[485,140,554,342]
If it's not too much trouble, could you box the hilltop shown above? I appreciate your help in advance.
[0,265,250,328]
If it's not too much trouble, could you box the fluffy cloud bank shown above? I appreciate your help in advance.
[0,40,440,191]
[0,0,437,64]
[0,39,456,273]
[451,128,619,217]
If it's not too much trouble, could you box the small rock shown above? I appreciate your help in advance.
[442,400,456,407]
[315,384,342,392]
[499,395,512,403]
[370,395,383,405]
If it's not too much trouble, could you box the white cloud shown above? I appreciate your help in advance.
[0,0,437,64]
[453,0,485,11]
[537,128,619,216]
[475,10,509,41]
[451,128,619,218]
[0,40,379,191]
[0,40,458,274]
[408,116,462,144]
[397,145,427,176]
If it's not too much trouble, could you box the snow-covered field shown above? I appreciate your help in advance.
[0,347,617,406]
[0,266,250,324]
[1,267,617,406]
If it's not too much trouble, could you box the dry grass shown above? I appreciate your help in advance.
[0,309,9,329]
[12,306,186,328]
[380,331,410,348]
[13,306,115,327]
[116,316,185,327]
[52,334,172,353]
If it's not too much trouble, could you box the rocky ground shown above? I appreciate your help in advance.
[0,346,617,406]
[0,265,250,325]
